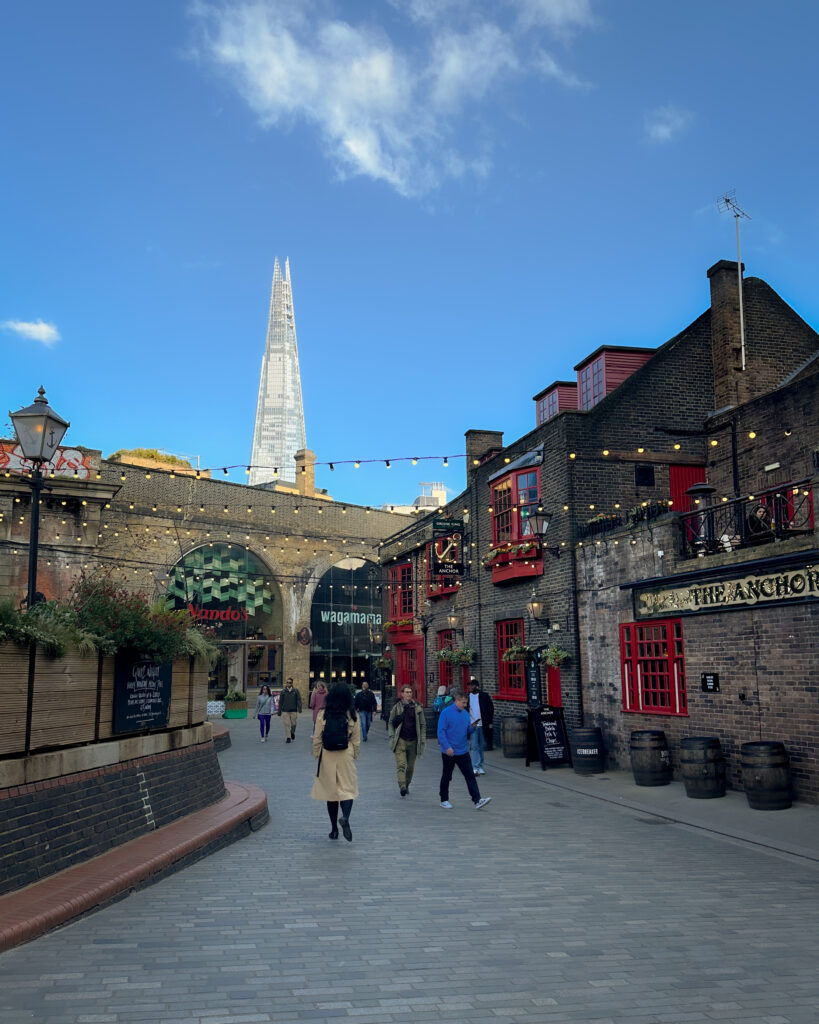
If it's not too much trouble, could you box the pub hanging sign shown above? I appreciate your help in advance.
[634,563,819,619]
[431,532,464,578]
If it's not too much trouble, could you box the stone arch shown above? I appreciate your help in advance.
[166,542,283,696]
[308,557,382,692]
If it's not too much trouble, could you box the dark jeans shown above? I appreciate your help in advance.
[359,710,373,741]
[440,752,481,804]
[258,714,271,737]
[326,799,354,828]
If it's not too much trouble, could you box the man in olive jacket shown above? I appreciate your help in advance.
[388,684,426,797]
[277,677,303,743]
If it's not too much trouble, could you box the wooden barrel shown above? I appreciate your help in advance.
[501,717,527,758]
[741,741,792,810]
[629,730,671,786]
[571,727,605,774]
[680,736,726,799]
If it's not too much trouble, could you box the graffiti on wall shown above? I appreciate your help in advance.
[0,442,95,480]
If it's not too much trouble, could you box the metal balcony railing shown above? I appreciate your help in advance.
[679,481,815,559]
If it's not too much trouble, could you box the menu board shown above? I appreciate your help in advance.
[113,652,173,734]
[526,706,572,770]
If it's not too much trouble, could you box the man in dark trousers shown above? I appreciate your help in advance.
[354,680,378,741]
[437,687,491,811]
[468,677,494,775]
[388,684,426,797]
[277,677,302,743]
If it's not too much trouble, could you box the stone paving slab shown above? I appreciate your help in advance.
[0,714,817,1024]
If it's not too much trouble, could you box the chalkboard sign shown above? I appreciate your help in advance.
[113,652,173,734]
[525,658,542,707]
[526,706,572,770]
[701,672,720,693]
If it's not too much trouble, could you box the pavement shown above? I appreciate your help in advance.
[0,711,817,1024]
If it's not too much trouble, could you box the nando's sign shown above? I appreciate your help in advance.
[635,563,819,618]
[188,604,250,623]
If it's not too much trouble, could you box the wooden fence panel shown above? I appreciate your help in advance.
[0,642,30,755]
[30,653,98,750]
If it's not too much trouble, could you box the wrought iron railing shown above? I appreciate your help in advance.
[679,481,815,559]
[578,500,673,540]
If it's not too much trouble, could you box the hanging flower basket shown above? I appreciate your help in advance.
[436,646,475,665]
[502,642,534,662]
[543,644,569,667]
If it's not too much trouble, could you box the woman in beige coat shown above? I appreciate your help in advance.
[311,683,361,841]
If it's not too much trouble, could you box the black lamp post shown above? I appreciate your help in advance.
[9,387,70,608]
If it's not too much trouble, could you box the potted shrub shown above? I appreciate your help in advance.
[223,681,248,719]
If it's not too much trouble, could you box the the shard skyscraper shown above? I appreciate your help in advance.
[248,258,306,486]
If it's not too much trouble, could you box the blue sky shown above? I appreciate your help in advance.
[2,1,818,509]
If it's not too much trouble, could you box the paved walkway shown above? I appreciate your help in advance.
[1,712,817,1024]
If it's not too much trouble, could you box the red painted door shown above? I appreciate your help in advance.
[396,637,424,706]
[546,666,562,707]
[668,465,706,512]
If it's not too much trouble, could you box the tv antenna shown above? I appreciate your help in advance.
[717,189,751,371]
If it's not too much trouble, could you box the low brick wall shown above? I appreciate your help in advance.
[0,740,225,897]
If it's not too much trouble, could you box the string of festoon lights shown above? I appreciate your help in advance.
[1,428,806,576]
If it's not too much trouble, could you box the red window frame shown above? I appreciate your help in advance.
[387,563,413,620]
[497,618,526,701]
[620,619,687,716]
[426,540,460,598]
[491,469,541,545]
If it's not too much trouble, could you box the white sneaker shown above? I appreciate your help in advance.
[261,737,265,743]
[475,768,485,775]
[475,796,492,810]
[440,800,453,809]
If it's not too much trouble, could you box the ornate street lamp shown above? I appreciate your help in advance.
[527,506,561,558]
[9,387,70,608]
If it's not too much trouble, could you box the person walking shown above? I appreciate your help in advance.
[437,687,491,810]
[468,677,494,775]
[253,684,274,742]
[311,683,361,841]
[354,680,378,741]
[388,684,426,798]
[277,677,303,743]
[309,680,328,738]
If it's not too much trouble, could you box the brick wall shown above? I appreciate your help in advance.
[0,741,225,896]
[577,517,819,803]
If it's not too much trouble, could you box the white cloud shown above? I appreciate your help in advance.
[1,319,61,346]
[191,1,596,197]
[644,105,693,144]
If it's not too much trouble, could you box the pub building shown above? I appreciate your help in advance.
[378,258,819,801]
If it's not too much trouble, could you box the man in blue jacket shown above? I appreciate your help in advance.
[437,688,492,810]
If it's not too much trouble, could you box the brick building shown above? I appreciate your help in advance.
[0,445,407,703]
[378,260,818,801]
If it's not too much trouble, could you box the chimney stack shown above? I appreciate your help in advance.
[294,448,316,496]
[465,429,504,482]
[707,259,750,409]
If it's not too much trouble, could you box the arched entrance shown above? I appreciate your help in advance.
[309,557,382,700]
[166,543,282,697]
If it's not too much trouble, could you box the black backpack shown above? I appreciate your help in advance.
[322,710,349,751]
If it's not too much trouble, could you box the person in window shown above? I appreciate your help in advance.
[746,504,773,545]
[388,684,426,798]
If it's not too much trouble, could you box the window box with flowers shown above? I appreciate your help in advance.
[384,618,414,635]
[483,540,542,583]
